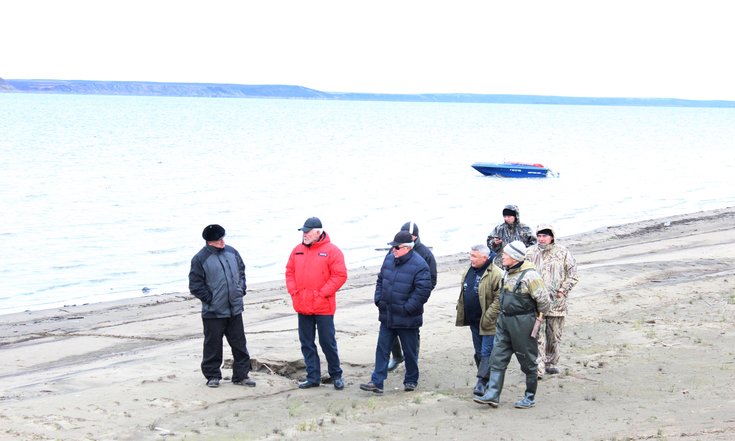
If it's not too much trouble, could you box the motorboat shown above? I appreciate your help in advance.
[471,162,555,178]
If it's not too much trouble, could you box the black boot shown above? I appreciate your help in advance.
[387,339,404,372]
[514,373,538,409]
[473,370,504,407]
[473,356,491,396]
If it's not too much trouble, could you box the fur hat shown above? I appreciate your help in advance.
[503,240,527,261]
[202,224,225,241]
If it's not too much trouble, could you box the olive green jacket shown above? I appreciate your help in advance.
[455,262,503,335]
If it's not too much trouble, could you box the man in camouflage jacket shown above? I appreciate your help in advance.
[487,204,537,266]
[525,224,578,376]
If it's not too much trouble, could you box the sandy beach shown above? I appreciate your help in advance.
[2,207,734,441]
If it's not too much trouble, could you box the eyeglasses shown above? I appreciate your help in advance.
[393,245,409,250]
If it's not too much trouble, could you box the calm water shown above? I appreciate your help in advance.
[1,93,734,314]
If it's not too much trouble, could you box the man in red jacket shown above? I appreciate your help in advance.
[286,217,348,390]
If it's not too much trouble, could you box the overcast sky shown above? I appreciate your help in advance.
[2,1,733,100]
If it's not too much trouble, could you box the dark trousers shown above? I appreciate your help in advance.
[201,314,252,382]
[371,323,420,388]
[391,328,421,358]
[298,313,342,383]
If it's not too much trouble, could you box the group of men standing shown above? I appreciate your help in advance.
[459,204,578,408]
[187,205,577,410]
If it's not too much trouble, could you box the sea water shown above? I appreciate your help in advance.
[1,93,734,315]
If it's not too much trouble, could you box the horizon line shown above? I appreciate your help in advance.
[2,77,734,105]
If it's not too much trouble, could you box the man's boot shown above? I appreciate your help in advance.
[473,370,504,407]
[514,373,538,409]
[473,356,491,396]
[387,339,404,372]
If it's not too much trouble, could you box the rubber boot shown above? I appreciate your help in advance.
[391,339,403,359]
[514,373,538,409]
[387,339,404,372]
[473,370,504,407]
[473,356,491,396]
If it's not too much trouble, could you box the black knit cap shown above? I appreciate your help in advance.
[537,228,554,237]
[202,224,226,241]
[502,208,517,217]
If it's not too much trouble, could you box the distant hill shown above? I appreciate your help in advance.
[0,77,15,91]
[2,78,734,108]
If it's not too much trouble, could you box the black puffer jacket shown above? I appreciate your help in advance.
[374,250,432,329]
[189,244,247,318]
[413,238,438,289]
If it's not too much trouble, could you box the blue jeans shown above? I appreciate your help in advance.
[469,322,495,358]
[298,314,342,383]
[371,323,420,388]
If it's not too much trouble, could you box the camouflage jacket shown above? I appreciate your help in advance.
[488,221,537,266]
[500,261,550,316]
[525,242,578,317]
[455,263,503,335]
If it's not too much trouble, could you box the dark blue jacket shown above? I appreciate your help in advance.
[374,250,432,328]
[189,244,247,319]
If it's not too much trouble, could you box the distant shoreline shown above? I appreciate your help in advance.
[3,206,732,318]
[2,78,734,108]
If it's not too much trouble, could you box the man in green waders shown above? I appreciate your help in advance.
[473,240,551,409]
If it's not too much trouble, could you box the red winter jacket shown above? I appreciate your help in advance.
[285,232,348,315]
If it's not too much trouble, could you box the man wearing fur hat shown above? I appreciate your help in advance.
[525,224,578,377]
[474,240,550,409]
[189,224,255,388]
[487,204,537,267]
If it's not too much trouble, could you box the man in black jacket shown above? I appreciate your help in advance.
[387,221,437,371]
[189,224,255,388]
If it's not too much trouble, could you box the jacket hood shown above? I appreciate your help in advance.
[536,223,555,240]
[503,204,520,223]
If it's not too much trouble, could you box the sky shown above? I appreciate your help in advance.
[2,1,734,100]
